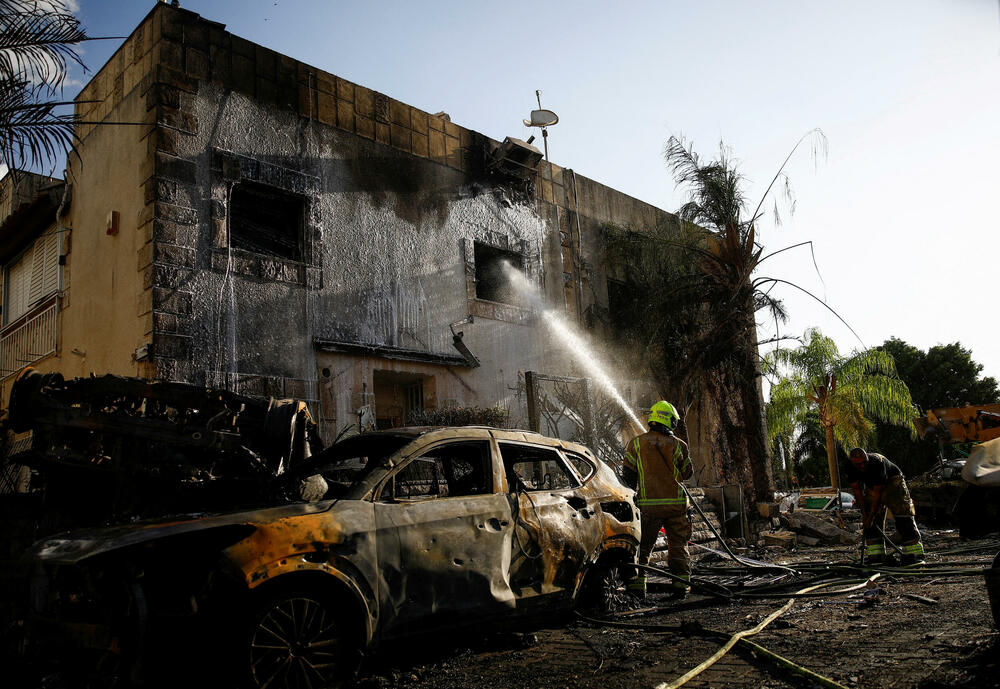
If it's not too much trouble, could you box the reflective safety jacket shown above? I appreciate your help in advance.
[623,427,692,507]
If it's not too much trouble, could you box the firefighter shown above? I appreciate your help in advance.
[622,401,693,597]
[845,447,925,565]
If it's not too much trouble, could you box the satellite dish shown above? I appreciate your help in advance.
[523,109,559,127]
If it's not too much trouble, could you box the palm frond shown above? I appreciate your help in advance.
[766,376,811,437]
[0,0,86,89]
[0,77,75,169]
[0,2,88,171]
[749,128,827,228]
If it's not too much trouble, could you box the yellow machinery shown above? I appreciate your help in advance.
[914,403,1000,445]
[912,404,1000,537]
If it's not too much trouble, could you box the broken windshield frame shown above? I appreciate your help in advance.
[284,433,415,499]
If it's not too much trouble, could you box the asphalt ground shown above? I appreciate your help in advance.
[355,530,1000,689]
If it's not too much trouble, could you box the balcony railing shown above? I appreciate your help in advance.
[1,298,58,380]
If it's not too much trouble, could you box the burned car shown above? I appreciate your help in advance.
[24,426,639,687]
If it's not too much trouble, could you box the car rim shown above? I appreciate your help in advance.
[250,596,343,689]
[601,565,630,612]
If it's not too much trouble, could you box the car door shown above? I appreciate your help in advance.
[372,437,516,634]
[497,440,604,604]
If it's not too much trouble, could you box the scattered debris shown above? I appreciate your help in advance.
[1,370,323,526]
[761,530,797,548]
[784,510,856,544]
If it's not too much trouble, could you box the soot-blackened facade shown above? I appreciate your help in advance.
[5,4,719,474]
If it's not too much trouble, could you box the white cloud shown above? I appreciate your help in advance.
[31,1,80,14]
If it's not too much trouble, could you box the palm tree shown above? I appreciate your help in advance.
[766,328,915,491]
[604,132,828,506]
[791,411,829,486]
[0,0,88,173]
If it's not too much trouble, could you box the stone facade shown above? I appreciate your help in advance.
[1,4,720,477]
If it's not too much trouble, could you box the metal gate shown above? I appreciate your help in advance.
[524,371,633,471]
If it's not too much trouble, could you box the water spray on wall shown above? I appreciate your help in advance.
[501,262,644,433]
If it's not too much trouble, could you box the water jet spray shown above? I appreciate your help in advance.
[501,262,645,434]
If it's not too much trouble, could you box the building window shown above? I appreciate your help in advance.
[374,370,432,428]
[4,231,59,326]
[474,241,521,304]
[229,181,304,262]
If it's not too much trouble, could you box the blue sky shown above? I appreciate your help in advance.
[71,0,1000,386]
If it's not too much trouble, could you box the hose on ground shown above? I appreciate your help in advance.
[652,578,866,689]
[576,610,849,689]
[680,482,798,575]
[635,561,886,600]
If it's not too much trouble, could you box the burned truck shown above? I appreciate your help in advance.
[2,370,639,688]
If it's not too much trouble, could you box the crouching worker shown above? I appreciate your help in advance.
[621,401,693,598]
[846,447,925,565]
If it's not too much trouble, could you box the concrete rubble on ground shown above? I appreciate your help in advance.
[755,503,858,548]
[783,510,857,544]
[761,530,797,548]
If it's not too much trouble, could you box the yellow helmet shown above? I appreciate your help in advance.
[648,401,678,429]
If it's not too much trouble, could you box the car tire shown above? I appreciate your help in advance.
[579,556,630,613]
[247,586,359,689]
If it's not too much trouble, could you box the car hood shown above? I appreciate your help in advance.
[28,500,334,565]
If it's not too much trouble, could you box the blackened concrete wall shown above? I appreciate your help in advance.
[59,4,718,477]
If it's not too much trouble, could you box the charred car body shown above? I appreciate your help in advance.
[7,373,639,687]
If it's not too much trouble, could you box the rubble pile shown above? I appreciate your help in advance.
[756,496,858,549]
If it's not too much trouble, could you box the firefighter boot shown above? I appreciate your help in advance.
[669,574,691,598]
[626,573,647,600]
[864,541,886,566]
[901,541,926,566]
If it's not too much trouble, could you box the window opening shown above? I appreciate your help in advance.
[403,382,424,423]
[374,370,432,428]
[499,443,578,491]
[474,242,522,304]
[4,232,59,326]
[386,441,492,500]
[229,181,304,261]
[564,451,596,481]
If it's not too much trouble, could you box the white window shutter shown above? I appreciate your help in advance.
[28,239,45,304]
[7,246,31,322]
[40,232,59,296]
[4,232,60,324]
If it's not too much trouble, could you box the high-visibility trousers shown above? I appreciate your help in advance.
[627,503,692,593]
[864,475,923,558]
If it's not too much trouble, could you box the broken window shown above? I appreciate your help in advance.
[564,451,596,481]
[386,441,492,499]
[229,181,304,261]
[500,443,579,491]
[474,242,522,304]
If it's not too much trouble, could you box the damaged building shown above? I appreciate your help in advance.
[0,3,723,478]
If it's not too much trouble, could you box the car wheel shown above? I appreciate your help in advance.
[248,588,357,689]
[579,557,630,613]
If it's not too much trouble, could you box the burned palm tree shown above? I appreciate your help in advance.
[604,132,831,505]
[0,0,88,172]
